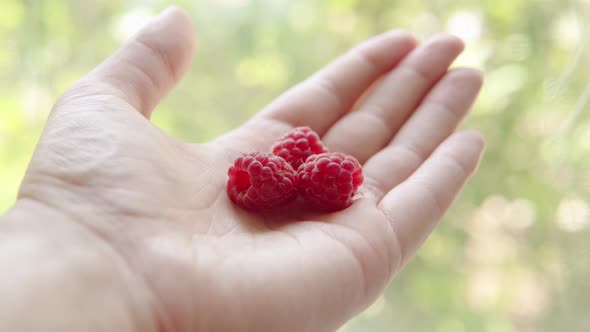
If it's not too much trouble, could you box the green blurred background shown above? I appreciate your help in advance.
[1,0,589,330]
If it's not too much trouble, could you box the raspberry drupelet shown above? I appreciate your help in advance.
[272,126,328,170]
[227,152,298,211]
[298,152,363,211]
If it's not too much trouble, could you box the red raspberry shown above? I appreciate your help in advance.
[272,126,328,170]
[227,152,298,211]
[298,152,363,211]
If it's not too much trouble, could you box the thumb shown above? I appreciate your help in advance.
[61,6,195,118]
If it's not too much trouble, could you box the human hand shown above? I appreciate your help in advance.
[3,6,484,332]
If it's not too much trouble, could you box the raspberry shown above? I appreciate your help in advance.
[272,126,328,170]
[298,152,363,211]
[227,152,298,211]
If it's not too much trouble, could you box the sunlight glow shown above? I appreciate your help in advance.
[446,11,482,43]
[556,198,589,232]
[20,82,52,121]
[553,11,582,49]
[508,270,549,320]
[468,269,501,310]
[111,8,155,42]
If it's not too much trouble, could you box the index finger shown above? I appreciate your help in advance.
[257,30,418,135]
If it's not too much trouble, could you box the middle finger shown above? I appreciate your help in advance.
[322,34,464,164]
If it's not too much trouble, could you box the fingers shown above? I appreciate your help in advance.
[61,7,195,118]
[322,34,464,164]
[257,30,417,135]
[363,68,483,199]
[378,131,485,266]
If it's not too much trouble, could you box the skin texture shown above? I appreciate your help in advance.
[0,7,485,332]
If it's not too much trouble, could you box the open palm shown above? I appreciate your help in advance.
[17,7,484,332]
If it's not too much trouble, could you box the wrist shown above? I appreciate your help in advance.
[0,200,160,332]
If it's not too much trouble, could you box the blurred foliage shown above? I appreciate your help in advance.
[1,0,590,330]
